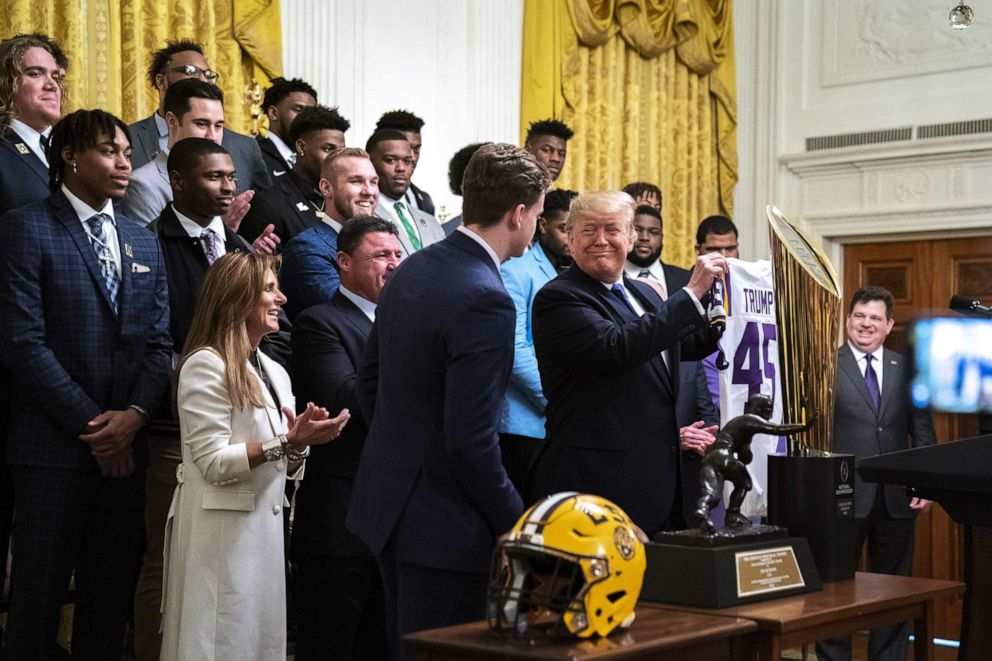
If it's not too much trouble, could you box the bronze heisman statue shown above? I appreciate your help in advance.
[695,394,813,534]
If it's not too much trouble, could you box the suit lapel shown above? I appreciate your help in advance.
[53,194,119,317]
[255,351,291,431]
[838,344,877,416]
[377,200,415,256]
[879,348,899,419]
[334,292,373,336]
[531,242,558,281]
[134,116,162,165]
[1,131,49,186]
[115,220,138,318]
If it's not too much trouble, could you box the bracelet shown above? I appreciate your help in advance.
[285,443,310,463]
[261,436,287,463]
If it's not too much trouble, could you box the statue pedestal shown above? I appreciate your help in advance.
[767,452,857,582]
[641,525,821,608]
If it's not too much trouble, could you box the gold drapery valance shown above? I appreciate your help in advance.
[522,0,737,268]
[4,0,282,132]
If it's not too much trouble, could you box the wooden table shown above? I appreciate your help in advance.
[648,572,964,661]
[406,606,757,660]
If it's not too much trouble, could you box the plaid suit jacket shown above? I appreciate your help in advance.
[0,190,172,469]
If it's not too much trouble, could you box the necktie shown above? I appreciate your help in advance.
[85,213,120,312]
[638,269,651,278]
[610,283,636,314]
[864,353,881,411]
[394,201,422,251]
[200,229,219,265]
[637,268,667,299]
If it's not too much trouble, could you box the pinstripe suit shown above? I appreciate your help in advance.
[0,189,172,659]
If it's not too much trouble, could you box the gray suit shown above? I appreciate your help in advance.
[374,198,444,257]
[817,343,936,661]
[127,113,271,194]
[121,152,170,227]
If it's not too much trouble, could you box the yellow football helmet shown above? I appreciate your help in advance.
[488,492,646,638]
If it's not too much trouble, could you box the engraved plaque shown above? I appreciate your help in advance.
[736,545,806,597]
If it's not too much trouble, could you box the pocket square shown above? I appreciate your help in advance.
[132,263,151,274]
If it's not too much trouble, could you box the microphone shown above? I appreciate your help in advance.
[950,295,992,317]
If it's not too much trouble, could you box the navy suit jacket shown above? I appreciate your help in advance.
[279,221,340,320]
[128,114,272,193]
[257,135,291,176]
[0,129,51,216]
[346,231,523,573]
[526,266,715,533]
[291,291,374,557]
[0,191,172,469]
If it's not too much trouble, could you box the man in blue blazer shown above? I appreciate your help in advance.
[497,188,576,491]
[0,33,68,215]
[0,110,172,659]
[526,191,727,536]
[346,143,549,660]
[280,147,379,319]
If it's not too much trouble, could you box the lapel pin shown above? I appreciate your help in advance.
[124,244,133,258]
[15,143,29,154]
[890,360,897,365]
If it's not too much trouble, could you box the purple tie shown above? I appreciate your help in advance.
[200,229,219,265]
[864,353,881,411]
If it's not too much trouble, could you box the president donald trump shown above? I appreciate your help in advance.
[527,191,727,535]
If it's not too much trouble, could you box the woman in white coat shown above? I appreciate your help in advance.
[160,252,350,661]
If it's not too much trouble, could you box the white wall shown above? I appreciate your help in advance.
[734,0,992,264]
[281,0,524,219]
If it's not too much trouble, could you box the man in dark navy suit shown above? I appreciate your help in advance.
[346,143,549,660]
[0,33,67,215]
[291,216,403,661]
[527,191,727,536]
[0,109,172,659]
[256,76,318,176]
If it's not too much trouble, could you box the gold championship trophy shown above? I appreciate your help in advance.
[765,205,858,582]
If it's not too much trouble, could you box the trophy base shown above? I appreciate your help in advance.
[640,534,822,608]
[654,523,787,547]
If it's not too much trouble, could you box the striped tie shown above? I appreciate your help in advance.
[85,213,120,312]
[200,229,219,265]
[394,201,422,251]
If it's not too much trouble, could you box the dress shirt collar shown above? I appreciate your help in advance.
[9,118,51,164]
[62,184,115,225]
[338,284,377,322]
[321,215,343,233]
[624,259,664,283]
[847,341,884,367]
[266,132,294,166]
[173,205,225,241]
[154,111,169,139]
[456,225,501,269]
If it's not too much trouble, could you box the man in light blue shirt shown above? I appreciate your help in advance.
[497,189,577,492]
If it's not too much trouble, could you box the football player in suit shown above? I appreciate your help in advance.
[367,129,444,257]
[0,33,67,215]
[523,118,573,183]
[239,104,350,246]
[291,216,403,661]
[279,147,379,320]
[257,76,317,176]
[375,108,434,215]
[0,109,171,659]
[131,137,254,661]
[346,144,549,661]
[128,39,270,223]
[0,32,69,609]
[816,286,937,661]
[526,191,727,536]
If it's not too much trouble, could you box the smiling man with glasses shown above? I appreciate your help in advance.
[128,39,270,201]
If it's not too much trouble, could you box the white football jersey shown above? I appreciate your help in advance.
[713,259,782,517]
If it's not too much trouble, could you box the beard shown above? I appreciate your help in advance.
[626,247,662,268]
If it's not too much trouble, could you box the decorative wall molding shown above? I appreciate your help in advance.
[821,0,992,87]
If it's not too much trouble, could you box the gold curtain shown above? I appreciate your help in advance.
[521,0,737,269]
[3,0,282,133]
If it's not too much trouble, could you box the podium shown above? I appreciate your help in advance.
[858,433,992,661]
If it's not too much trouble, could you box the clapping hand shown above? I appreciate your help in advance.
[284,403,350,449]
[222,190,254,232]
[679,420,718,456]
[252,224,281,255]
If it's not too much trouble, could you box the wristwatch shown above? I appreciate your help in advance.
[261,436,287,463]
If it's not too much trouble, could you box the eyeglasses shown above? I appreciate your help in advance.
[165,64,219,82]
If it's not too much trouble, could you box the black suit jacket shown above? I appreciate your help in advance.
[238,171,322,246]
[291,291,374,557]
[257,135,292,177]
[527,266,716,533]
[831,345,937,519]
[0,129,51,216]
[409,182,435,216]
